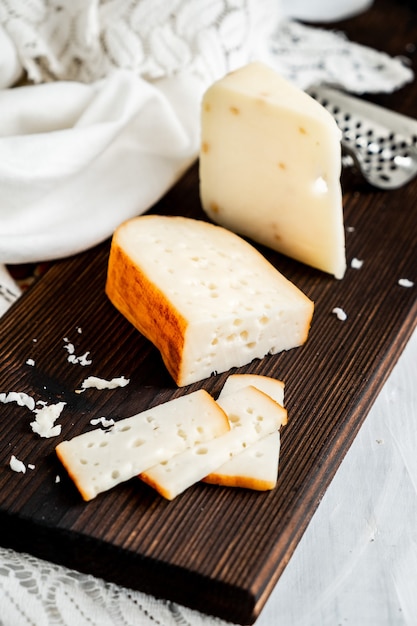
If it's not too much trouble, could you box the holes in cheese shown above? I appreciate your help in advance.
[106,215,314,387]
[139,385,287,500]
[199,62,346,279]
[204,374,285,491]
[55,389,229,501]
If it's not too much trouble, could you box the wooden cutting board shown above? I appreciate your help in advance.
[1,4,416,623]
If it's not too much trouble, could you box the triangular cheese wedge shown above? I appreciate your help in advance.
[199,62,346,279]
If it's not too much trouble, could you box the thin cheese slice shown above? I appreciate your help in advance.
[106,215,314,387]
[204,431,281,491]
[218,373,285,419]
[199,61,346,279]
[203,374,285,490]
[55,389,229,501]
[139,385,287,500]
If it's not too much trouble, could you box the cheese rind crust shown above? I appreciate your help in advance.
[199,62,346,279]
[106,215,314,387]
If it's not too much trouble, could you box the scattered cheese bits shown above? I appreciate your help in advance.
[26,358,35,366]
[63,337,92,366]
[90,416,115,428]
[0,391,35,411]
[79,375,130,391]
[351,258,364,269]
[398,278,414,288]
[106,215,314,387]
[332,307,347,321]
[140,386,287,500]
[30,402,66,438]
[199,62,346,279]
[10,455,26,474]
[56,389,229,501]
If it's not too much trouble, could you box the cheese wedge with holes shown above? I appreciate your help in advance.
[106,215,314,387]
[204,374,285,490]
[199,61,346,279]
[139,385,287,500]
[55,389,229,501]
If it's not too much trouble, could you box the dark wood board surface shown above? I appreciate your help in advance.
[1,2,416,624]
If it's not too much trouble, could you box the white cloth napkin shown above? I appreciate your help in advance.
[0,69,204,263]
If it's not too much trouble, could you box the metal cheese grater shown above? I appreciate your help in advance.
[307,84,417,190]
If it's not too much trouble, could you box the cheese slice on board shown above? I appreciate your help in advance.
[204,430,281,491]
[106,215,314,387]
[139,385,287,500]
[55,389,229,501]
[199,61,346,279]
[204,374,284,490]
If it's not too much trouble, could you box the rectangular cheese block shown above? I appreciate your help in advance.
[199,62,346,279]
[106,215,314,387]
[204,373,284,490]
[139,385,287,500]
[55,389,229,501]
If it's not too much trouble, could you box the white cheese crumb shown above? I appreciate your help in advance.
[26,358,35,366]
[63,337,92,366]
[55,475,61,483]
[332,307,347,321]
[10,455,26,473]
[28,464,35,470]
[351,258,363,269]
[347,226,355,233]
[90,416,115,428]
[77,327,82,334]
[30,401,66,438]
[0,391,36,411]
[398,278,414,288]
[79,375,130,391]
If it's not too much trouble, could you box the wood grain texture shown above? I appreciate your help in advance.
[1,2,416,623]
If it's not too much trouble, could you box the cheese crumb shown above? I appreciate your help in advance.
[55,475,61,483]
[398,278,414,288]
[351,258,363,269]
[0,391,35,411]
[63,337,92,366]
[332,307,347,321]
[90,416,115,428]
[26,358,35,366]
[28,464,35,470]
[79,376,130,391]
[30,402,66,438]
[10,455,26,473]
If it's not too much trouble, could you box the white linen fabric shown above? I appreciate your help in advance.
[0,0,413,270]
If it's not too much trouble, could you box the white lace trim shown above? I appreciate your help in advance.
[0,0,412,92]
[0,545,232,626]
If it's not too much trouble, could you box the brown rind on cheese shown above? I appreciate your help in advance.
[106,232,187,384]
[106,215,314,387]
